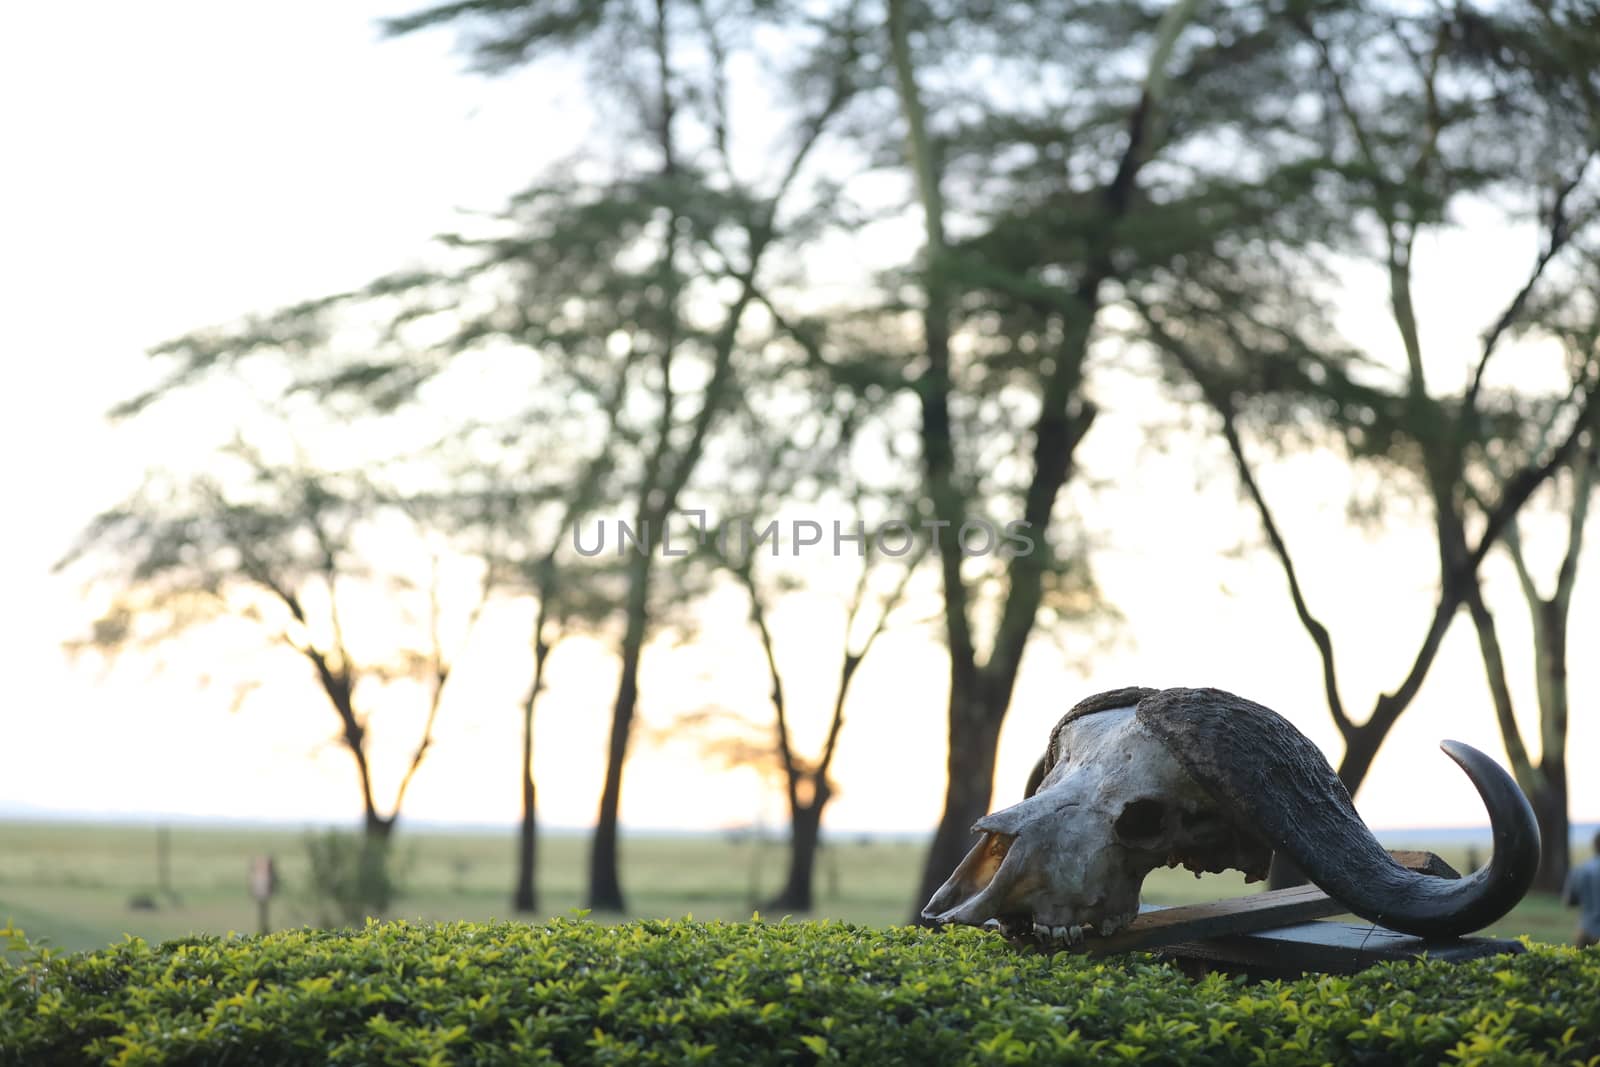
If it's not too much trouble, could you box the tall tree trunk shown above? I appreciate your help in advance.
[344,716,394,845]
[515,655,547,915]
[1459,447,1587,895]
[1531,595,1573,893]
[888,0,988,924]
[1333,723,1389,810]
[363,810,394,843]
[513,613,552,913]
[515,770,539,912]
[1530,768,1569,893]
[912,692,1005,915]
[891,0,1181,922]
[768,787,828,912]
[587,668,636,912]
[583,0,683,917]
[588,551,654,912]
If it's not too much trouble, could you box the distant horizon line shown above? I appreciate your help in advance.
[3,806,1594,843]
[0,807,927,839]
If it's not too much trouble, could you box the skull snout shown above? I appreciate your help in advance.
[921,830,1021,924]
[920,792,1083,927]
[920,791,1187,936]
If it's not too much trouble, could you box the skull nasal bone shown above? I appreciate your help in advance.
[1114,798,1166,844]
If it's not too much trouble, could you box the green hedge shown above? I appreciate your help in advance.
[3,918,1597,1065]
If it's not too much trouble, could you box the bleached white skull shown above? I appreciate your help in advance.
[922,687,1542,944]
[922,702,1268,942]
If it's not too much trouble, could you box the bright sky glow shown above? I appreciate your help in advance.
[2,2,1596,839]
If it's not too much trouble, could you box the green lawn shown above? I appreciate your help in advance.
[0,819,1582,954]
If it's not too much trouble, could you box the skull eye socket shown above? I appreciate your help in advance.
[1114,797,1167,845]
[1179,807,1229,846]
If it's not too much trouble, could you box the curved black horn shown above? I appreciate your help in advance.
[1136,688,1540,939]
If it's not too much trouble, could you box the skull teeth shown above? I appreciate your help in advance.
[1027,915,1136,943]
[1032,922,1089,945]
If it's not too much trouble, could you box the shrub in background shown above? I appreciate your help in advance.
[298,829,405,928]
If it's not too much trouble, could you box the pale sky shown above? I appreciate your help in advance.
[2,2,1595,839]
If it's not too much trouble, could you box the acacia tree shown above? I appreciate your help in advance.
[735,544,924,911]
[688,366,929,911]
[1468,433,1597,892]
[380,0,872,912]
[1463,256,1600,893]
[499,530,618,913]
[882,0,1317,917]
[408,452,622,913]
[872,0,1600,912]
[502,456,629,913]
[1119,1,1600,883]
[1453,6,1600,893]
[112,0,872,913]
[59,443,489,842]
[122,276,646,911]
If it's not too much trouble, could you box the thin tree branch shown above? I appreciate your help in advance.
[1465,162,1589,423]
[1553,430,1596,605]
[887,0,977,689]
[653,69,850,518]
[737,561,803,815]
[688,0,735,188]
[1136,304,1353,735]
[816,541,928,785]
[1467,382,1600,575]
[390,549,495,820]
[1462,581,1540,789]
[984,0,1199,695]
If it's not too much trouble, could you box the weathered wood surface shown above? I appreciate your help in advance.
[1146,849,1520,978]
[1385,849,1462,879]
[1073,884,1347,956]
[1017,846,1515,976]
[1158,920,1524,979]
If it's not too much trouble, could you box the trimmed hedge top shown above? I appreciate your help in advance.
[3,917,1597,1065]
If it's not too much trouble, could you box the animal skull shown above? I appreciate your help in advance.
[922,686,1540,943]
[922,706,1268,942]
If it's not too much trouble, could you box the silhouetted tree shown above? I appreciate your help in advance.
[1118,1,1600,884]
[688,374,929,912]
[383,0,872,911]
[1463,252,1600,893]
[60,442,489,842]
[886,0,1270,920]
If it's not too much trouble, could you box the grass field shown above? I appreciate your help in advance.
[0,819,1583,955]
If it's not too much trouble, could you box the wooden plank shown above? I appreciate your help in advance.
[1387,849,1461,878]
[1157,919,1523,979]
[1083,884,1347,955]
[1004,884,1347,956]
